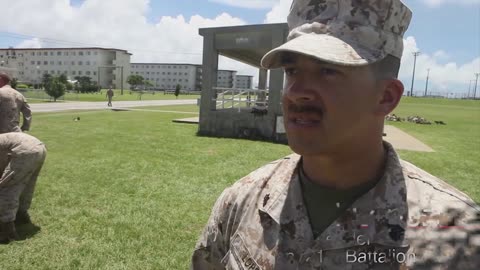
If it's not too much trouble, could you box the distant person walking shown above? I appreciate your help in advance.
[106,87,114,107]
[0,132,47,244]
[0,71,32,133]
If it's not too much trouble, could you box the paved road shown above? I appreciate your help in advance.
[30,99,197,112]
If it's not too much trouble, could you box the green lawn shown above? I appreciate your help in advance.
[22,89,200,102]
[0,105,291,269]
[389,97,480,202]
[0,98,478,269]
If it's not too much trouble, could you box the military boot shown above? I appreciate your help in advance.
[15,211,32,225]
[0,221,18,244]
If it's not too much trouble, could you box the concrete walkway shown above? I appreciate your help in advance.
[173,117,434,152]
[30,99,197,113]
[383,125,434,152]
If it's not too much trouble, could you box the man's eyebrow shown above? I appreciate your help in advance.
[280,53,296,65]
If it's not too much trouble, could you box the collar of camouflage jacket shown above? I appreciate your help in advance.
[259,142,409,250]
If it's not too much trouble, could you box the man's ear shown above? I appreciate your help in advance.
[375,79,404,116]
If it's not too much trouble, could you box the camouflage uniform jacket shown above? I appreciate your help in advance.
[0,85,32,133]
[0,132,44,173]
[192,142,480,269]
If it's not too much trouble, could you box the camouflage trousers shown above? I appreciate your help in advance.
[0,144,47,223]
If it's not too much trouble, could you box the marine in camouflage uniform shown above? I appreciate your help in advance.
[0,132,46,244]
[192,0,480,269]
[0,71,32,133]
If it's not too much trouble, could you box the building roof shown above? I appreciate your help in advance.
[131,62,201,66]
[0,47,132,55]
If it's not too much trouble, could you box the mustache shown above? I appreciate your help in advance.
[287,104,323,115]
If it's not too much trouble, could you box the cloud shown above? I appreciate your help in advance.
[0,0,260,80]
[208,0,276,9]
[15,38,43,49]
[264,0,291,23]
[400,36,480,94]
[421,0,480,7]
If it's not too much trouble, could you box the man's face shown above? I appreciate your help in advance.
[281,54,382,156]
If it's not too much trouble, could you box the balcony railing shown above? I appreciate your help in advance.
[213,87,268,112]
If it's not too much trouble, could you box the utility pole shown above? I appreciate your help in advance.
[468,80,474,98]
[474,73,479,99]
[409,51,420,97]
[120,66,124,95]
[424,68,430,97]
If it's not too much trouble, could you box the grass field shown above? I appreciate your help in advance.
[389,97,480,202]
[23,89,200,103]
[0,97,478,269]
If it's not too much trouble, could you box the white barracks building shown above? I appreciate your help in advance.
[130,63,253,91]
[0,47,254,91]
[0,47,131,88]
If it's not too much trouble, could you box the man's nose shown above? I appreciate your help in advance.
[283,77,315,103]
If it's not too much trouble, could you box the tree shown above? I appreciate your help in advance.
[42,73,53,89]
[74,76,98,93]
[10,78,18,89]
[127,75,144,90]
[175,84,181,99]
[45,77,66,102]
[58,74,68,84]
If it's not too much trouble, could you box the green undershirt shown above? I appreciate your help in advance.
[298,162,379,238]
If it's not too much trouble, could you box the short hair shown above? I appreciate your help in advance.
[370,55,401,80]
[0,71,12,83]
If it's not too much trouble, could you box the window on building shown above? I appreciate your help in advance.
[86,61,90,65]
[37,61,41,65]
[43,52,48,56]
[71,61,75,65]
[79,51,83,56]
[31,61,35,65]
[78,61,83,65]
[86,71,91,75]
[93,71,97,75]
[72,71,76,75]
[57,70,61,74]
[72,52,76,56]
[78,71,82,75]
[87,51,91,55]
[31,52,35,56]
[50,52,54,56]
[57,51,61,56]
[44,61,48,65]
[64,52,68,56]
[58,61,62,65]
[37,52,41,56]
[50,61,54,65]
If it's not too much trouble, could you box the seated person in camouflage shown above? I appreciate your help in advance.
[0,70,32,133]
[0,132,46,244]
[192,0,480,269]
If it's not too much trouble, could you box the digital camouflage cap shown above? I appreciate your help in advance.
[261,0,412,68]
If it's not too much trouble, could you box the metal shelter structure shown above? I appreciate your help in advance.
[198,23,288,143]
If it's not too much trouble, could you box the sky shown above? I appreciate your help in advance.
[0,0,478,95]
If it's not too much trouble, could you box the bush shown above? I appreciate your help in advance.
[16,84,29,89]
[45,78,66,102]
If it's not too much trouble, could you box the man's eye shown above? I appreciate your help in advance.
[320,67,339,76]
[284,68,297,76]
